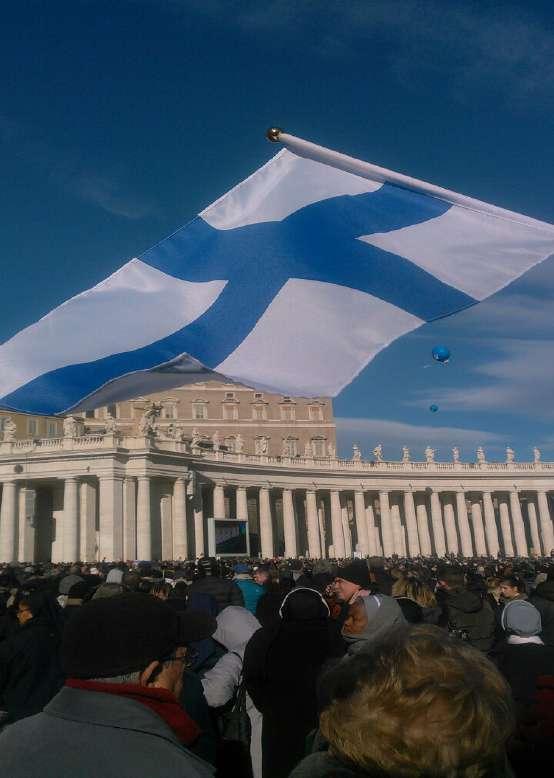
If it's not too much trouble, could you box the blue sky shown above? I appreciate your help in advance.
[1,1,554,461]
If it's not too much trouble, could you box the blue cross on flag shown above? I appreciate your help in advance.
[1,132,554,415]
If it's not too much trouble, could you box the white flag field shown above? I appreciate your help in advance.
[1,131,554,416]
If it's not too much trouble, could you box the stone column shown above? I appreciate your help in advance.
[378,490,394,558]
[482,491,499,558]
[18,487,36,563]
[526,499,542,557]
[365,500,378,556]
[0,481,17,562]
[63,477,79,563]
[213,485,225,518]
[499,496,514,557]
[0,482,18,563]
[136,475,152,560]
[509,489,528,557]
[173,477,188,561]
[236,487,248,520]
[537,491,554,556]
[282,489,297,558]
[329,491,346,558]
[98,476,123,561]
[305,490,321,558]
[415,497,432,556]
[193,490,204,558]
[455,490,473,557]
[259,487,274,558]
[390,497,403,556]
[341,503,352,558]
[80,481,98,562]
[430,490,446,557]
[442,495,459,555]
[403,491,420,557]
[122,478,136,561]
[470,496,487,556]
[354,491,370,556]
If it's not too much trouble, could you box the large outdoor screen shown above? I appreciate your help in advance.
[207,518,250,556]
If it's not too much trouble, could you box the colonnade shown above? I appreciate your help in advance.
[1,474,554,563]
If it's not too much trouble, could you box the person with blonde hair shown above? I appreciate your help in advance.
[291,625,515,778]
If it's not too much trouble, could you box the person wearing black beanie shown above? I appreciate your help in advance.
[0,593,216,778]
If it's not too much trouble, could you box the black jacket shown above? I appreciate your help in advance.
[495,641,554,706]
[244,616,344,778]
[0,617,64,722]
[441,588,496,653]
[530,581,554,646]
[188,577,244,613]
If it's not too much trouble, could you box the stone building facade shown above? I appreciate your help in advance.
[1,427,553,563]
[81,380,336,459]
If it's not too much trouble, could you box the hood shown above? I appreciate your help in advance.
[446,588,483,614]
[343,594,406,651]
[534,580,554,602]
[213,605,260,651]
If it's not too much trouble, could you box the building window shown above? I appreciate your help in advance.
[280,405,295,422]
[284,437,298,457]
[223,404,238,421]
[225,391,236,400]
[308,405,323,421]
[311,438,326,458]
[254,392,263,400]
[84,409,95,419]
[254,436,269,455]
[252,405,267,421]
[162,403,177,419]
[192,401,208,420]
[47,422,59,438]
[224,436,236,452]
[105,404,117,419]
[28,419,38,437]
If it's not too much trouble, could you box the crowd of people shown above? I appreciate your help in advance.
[1,553,554,776]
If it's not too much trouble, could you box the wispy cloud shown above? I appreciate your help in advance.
[408,337,554,419]
[0,115,154,220]
[160,1,554,103]
[336,416,506,461]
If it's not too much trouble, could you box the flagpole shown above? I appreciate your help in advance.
[265,127,553,230]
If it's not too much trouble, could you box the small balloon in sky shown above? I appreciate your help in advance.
[432,345,451,363]
[429,404,439,413]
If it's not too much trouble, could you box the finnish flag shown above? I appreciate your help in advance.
[1,132,554,415]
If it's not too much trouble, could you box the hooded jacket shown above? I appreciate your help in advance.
[530,580,554,646]
[441,588,496,653]
[343,594,406,655]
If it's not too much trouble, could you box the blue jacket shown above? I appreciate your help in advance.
[234,577,264,614]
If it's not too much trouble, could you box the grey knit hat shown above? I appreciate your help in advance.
[501,600,542,637]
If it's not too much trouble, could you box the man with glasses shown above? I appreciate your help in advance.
[0,593,217,777]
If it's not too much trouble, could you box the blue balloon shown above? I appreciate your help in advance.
[432,345,451,363]
[429,404,439,413]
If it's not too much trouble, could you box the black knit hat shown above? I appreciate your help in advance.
[338,560,371,589]
[62,593,216,679]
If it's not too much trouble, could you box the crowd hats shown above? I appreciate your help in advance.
[62,593,216,679]
[337,560,371,589]
[501,599,542,637]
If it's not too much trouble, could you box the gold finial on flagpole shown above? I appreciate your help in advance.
[266,127,283,142]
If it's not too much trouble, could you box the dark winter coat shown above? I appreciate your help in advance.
[0,686,214,777]
[441,587,496,653]
[188,577,244,613]
[244,591,345,778]
[495,641,554,706]
[530,581,554,646]
[0,617,64,723]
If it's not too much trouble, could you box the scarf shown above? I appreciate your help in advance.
[507,635,544,645]
[66,679,201,745]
